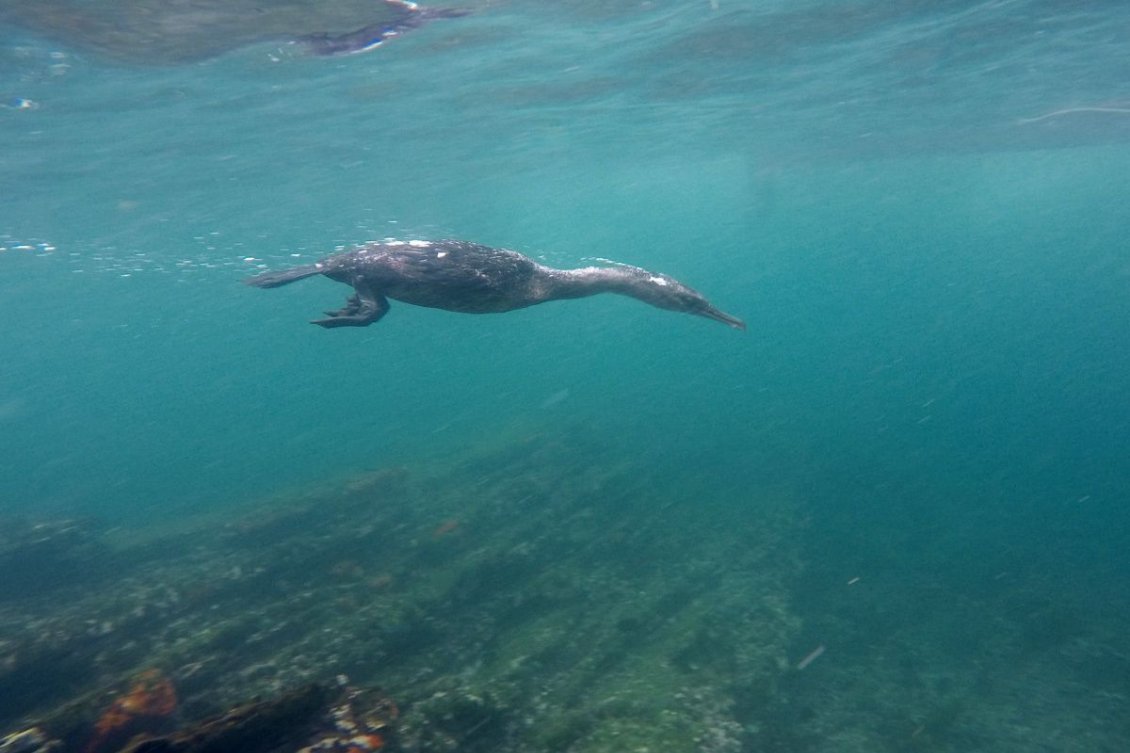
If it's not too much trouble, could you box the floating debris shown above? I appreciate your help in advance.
[795,644,826,671]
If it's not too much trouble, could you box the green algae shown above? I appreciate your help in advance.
[5,427,1124,752]
[0,429,802,752]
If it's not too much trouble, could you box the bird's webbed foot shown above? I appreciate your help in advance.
[323,294,362,318]
[312,283,389,328]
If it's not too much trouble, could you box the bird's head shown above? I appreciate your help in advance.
[623,268,746,330]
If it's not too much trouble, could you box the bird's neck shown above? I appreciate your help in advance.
[538,265,641,301]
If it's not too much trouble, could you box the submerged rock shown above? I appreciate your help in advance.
[114,683,398,753]
[0,433,802,753]
[118,683,332,753]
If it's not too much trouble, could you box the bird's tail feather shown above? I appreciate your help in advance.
[243,265,322,288]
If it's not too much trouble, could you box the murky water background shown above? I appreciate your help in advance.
[2,1,1129,750]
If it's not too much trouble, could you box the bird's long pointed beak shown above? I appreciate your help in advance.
[701,305,746,330]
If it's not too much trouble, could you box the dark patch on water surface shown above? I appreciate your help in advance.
[0,517,117,601]
[0,0,469,64]
[0,644,93,722]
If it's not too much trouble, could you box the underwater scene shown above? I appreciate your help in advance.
[2,1,1130,751]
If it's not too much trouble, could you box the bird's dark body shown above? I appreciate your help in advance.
[245,239,745,330]
[320,240,543,313]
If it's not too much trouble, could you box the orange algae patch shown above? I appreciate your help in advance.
[118,669,177,715]
[343,733,385,752]
[432,519,460,538]
[367,573,394,590]
[86,669,177,753]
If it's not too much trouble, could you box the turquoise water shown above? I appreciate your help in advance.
[2,0,1130,747]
